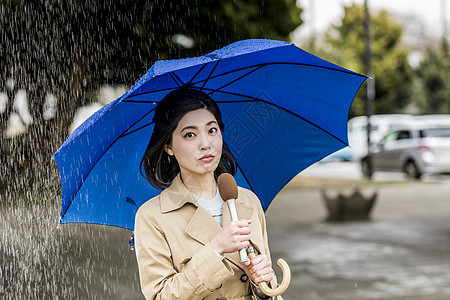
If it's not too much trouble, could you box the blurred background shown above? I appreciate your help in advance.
[1,0,449,299]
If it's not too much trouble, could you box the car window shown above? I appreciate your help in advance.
[361,124,379,132]
[420,128,450,138]
[382,131,399,145]
[396,130,411,140]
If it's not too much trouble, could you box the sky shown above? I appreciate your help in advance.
[295,0,450,40]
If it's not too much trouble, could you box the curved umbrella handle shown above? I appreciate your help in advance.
[247,249,291,297]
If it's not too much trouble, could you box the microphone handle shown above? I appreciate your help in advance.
[227,198,249,263]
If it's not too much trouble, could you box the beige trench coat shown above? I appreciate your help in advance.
[135,174,282,300]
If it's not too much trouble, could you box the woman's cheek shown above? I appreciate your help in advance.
[172,139,194,163]
[214,134,223,154]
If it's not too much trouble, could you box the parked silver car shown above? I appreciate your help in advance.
[361,125,450,179]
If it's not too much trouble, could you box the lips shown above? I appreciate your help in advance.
[200,154,214,162]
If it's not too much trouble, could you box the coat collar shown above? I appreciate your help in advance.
[159,173,256,268]
[160,173,254,221]
[160,173,196,213]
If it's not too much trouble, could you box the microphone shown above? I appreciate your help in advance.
[217,173,248,263]
[217,174,291,297]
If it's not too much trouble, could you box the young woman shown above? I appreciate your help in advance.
[135,87,281,300]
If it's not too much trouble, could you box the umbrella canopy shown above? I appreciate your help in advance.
[54,39,367,230]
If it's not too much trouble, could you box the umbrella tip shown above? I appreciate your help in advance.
[129,232,135,251]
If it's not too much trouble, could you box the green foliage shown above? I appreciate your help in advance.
[323,4,414,116]
[416,39,450,114]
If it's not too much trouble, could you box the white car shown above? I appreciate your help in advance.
[361,124,450,179]
[348,114,415,160]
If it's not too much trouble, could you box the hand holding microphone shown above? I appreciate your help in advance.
[216,173,250,262]
[210,219,252,258]
[216,173,291,298]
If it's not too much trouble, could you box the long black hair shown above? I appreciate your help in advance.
[140,87,237,190]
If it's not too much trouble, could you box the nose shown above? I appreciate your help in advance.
[199,132,212,151]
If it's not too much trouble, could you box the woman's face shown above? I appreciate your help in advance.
[165,109,223,178]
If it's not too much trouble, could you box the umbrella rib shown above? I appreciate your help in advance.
[233,158,256,197]
[194,62,365,84]
[122,87,177,99]
[208,89,349,146]
[121,121,155,138]
[172,72,185,86]
[60,107,157,221]
[119,107,157,138]
[186,63,208,86]
[206,65,263,96]
[191,64,266,89]
[200,60,220,91]
[125,62,365,100]
[201,88,256,101]
[169,72,183,87]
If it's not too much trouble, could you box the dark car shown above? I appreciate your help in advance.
[361,125,450,179]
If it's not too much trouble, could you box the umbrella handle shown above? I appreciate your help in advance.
[247,248,291,297]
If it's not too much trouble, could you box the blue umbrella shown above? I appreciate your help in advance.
[54,39,367,230]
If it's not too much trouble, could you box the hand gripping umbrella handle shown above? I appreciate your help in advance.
[247,246,291,297]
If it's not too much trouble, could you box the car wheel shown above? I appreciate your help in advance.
[404,160,421,180]
[361,158,372,178]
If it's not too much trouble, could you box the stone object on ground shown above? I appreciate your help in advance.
[321,188,377,221]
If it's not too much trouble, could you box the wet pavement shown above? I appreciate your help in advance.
[0,201,143,299]
[266,163,450,299]
[1,162,450,299]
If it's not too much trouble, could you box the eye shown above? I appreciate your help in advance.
[184,132,195,139]
[209,127,218,134]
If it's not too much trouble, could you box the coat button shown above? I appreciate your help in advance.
[240,274,248,282]
[216,284,223,289]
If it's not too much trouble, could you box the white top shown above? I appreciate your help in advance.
[192,187,224,226]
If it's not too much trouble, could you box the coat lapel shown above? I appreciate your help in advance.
[160,174,222,245]
[185,205,222,245]
[161,173,260,271]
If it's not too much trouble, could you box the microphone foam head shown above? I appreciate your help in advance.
[218,173,238,201]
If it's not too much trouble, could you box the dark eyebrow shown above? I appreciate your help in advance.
[181,125,197,132]
[181,120,217,132]
[206,120,218,126]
